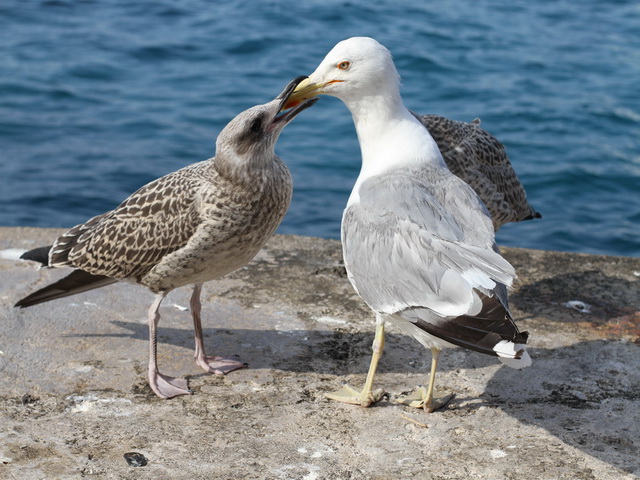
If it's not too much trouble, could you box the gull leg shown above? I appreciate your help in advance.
[326,316,385,407]
[147,292,192,398]
[396,348,453,412]
[191,284,247,375]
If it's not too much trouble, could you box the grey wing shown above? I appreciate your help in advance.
[342,171,515,317]
[414,113,541,230]
[49,167,207,280]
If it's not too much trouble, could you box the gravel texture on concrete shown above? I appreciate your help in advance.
[1,227,638,479]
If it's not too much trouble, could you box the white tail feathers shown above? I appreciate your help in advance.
[493,341,532,369]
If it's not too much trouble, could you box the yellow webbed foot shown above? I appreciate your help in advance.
[325,384,385,407]
[395,386,454,412]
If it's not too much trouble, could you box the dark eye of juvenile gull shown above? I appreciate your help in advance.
[249,118,262,134]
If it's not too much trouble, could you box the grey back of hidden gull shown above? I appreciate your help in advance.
[15,76,318,399]
[286,37,531,412]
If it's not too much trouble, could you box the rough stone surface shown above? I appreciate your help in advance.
[1,226,638,479]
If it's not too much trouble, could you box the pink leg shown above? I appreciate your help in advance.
[148,292,192,399]
[191,284,247,374]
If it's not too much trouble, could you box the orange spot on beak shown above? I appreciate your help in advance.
[283,98,303,110]
[282,80,344,110]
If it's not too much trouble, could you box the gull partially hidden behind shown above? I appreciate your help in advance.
[15,76,318,399]
[286,37,531,412]
[414,115,540,231]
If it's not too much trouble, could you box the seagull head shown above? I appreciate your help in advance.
[216,76,318,160]
[284,37,401,109]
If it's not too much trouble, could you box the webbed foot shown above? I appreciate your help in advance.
[325,384,385,407]
[395,386,453,412]
[150,372,192,399]
[195,354,247,375]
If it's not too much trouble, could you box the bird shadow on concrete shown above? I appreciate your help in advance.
[510,269,640,328]
[60,265,639,382]
[489,270,639,476]
[49,268,639,476]
[480,338,639,476]
[66,318,377,374]
[64,318,640,476]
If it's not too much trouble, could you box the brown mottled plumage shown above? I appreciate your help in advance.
[415,114,541,231]
[46,157,291,290]
[15,76,317,399]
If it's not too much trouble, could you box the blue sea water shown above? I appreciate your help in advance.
[1,0,639,257]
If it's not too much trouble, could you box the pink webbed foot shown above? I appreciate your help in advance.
[150,372,193,399]
[195,354,248,375]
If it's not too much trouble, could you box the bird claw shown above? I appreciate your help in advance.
[395,386,454,412]
[195,354,248,375]
[325,384,385,407]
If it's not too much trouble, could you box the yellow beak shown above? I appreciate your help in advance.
[282,77,342,110]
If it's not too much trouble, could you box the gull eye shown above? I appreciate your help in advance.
[249,118,262,134]
[337,61,351,70]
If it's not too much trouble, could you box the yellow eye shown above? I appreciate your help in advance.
[337,61,351,70]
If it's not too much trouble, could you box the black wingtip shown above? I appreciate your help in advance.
[406,290,528,358]
[15,270,117,308]
[516,330,530,344]
[20,245,52,266]
[522,210,542,221]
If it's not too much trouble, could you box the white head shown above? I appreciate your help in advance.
[285,37,401,107]
[287,37,440,184]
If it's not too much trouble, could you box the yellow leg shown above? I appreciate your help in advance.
[325,320,386,407]
[396,348,453,412]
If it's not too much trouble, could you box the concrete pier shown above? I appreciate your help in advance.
[1,227,638,479]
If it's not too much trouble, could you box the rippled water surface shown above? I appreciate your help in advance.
[1,0,639,256]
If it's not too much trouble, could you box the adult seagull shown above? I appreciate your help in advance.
[286,37,531,411]
[15,76,318,399]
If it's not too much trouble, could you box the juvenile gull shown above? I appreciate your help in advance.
[15,76,317,399]
[287,37,531,411]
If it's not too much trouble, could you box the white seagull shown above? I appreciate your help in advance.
[286,37,531,411]
[16,77,317,399]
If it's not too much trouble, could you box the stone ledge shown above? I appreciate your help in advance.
[1,227,638,479]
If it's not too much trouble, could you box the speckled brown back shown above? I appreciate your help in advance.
[417,114,541,230]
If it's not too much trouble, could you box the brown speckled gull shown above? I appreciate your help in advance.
[15,76,317,399]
